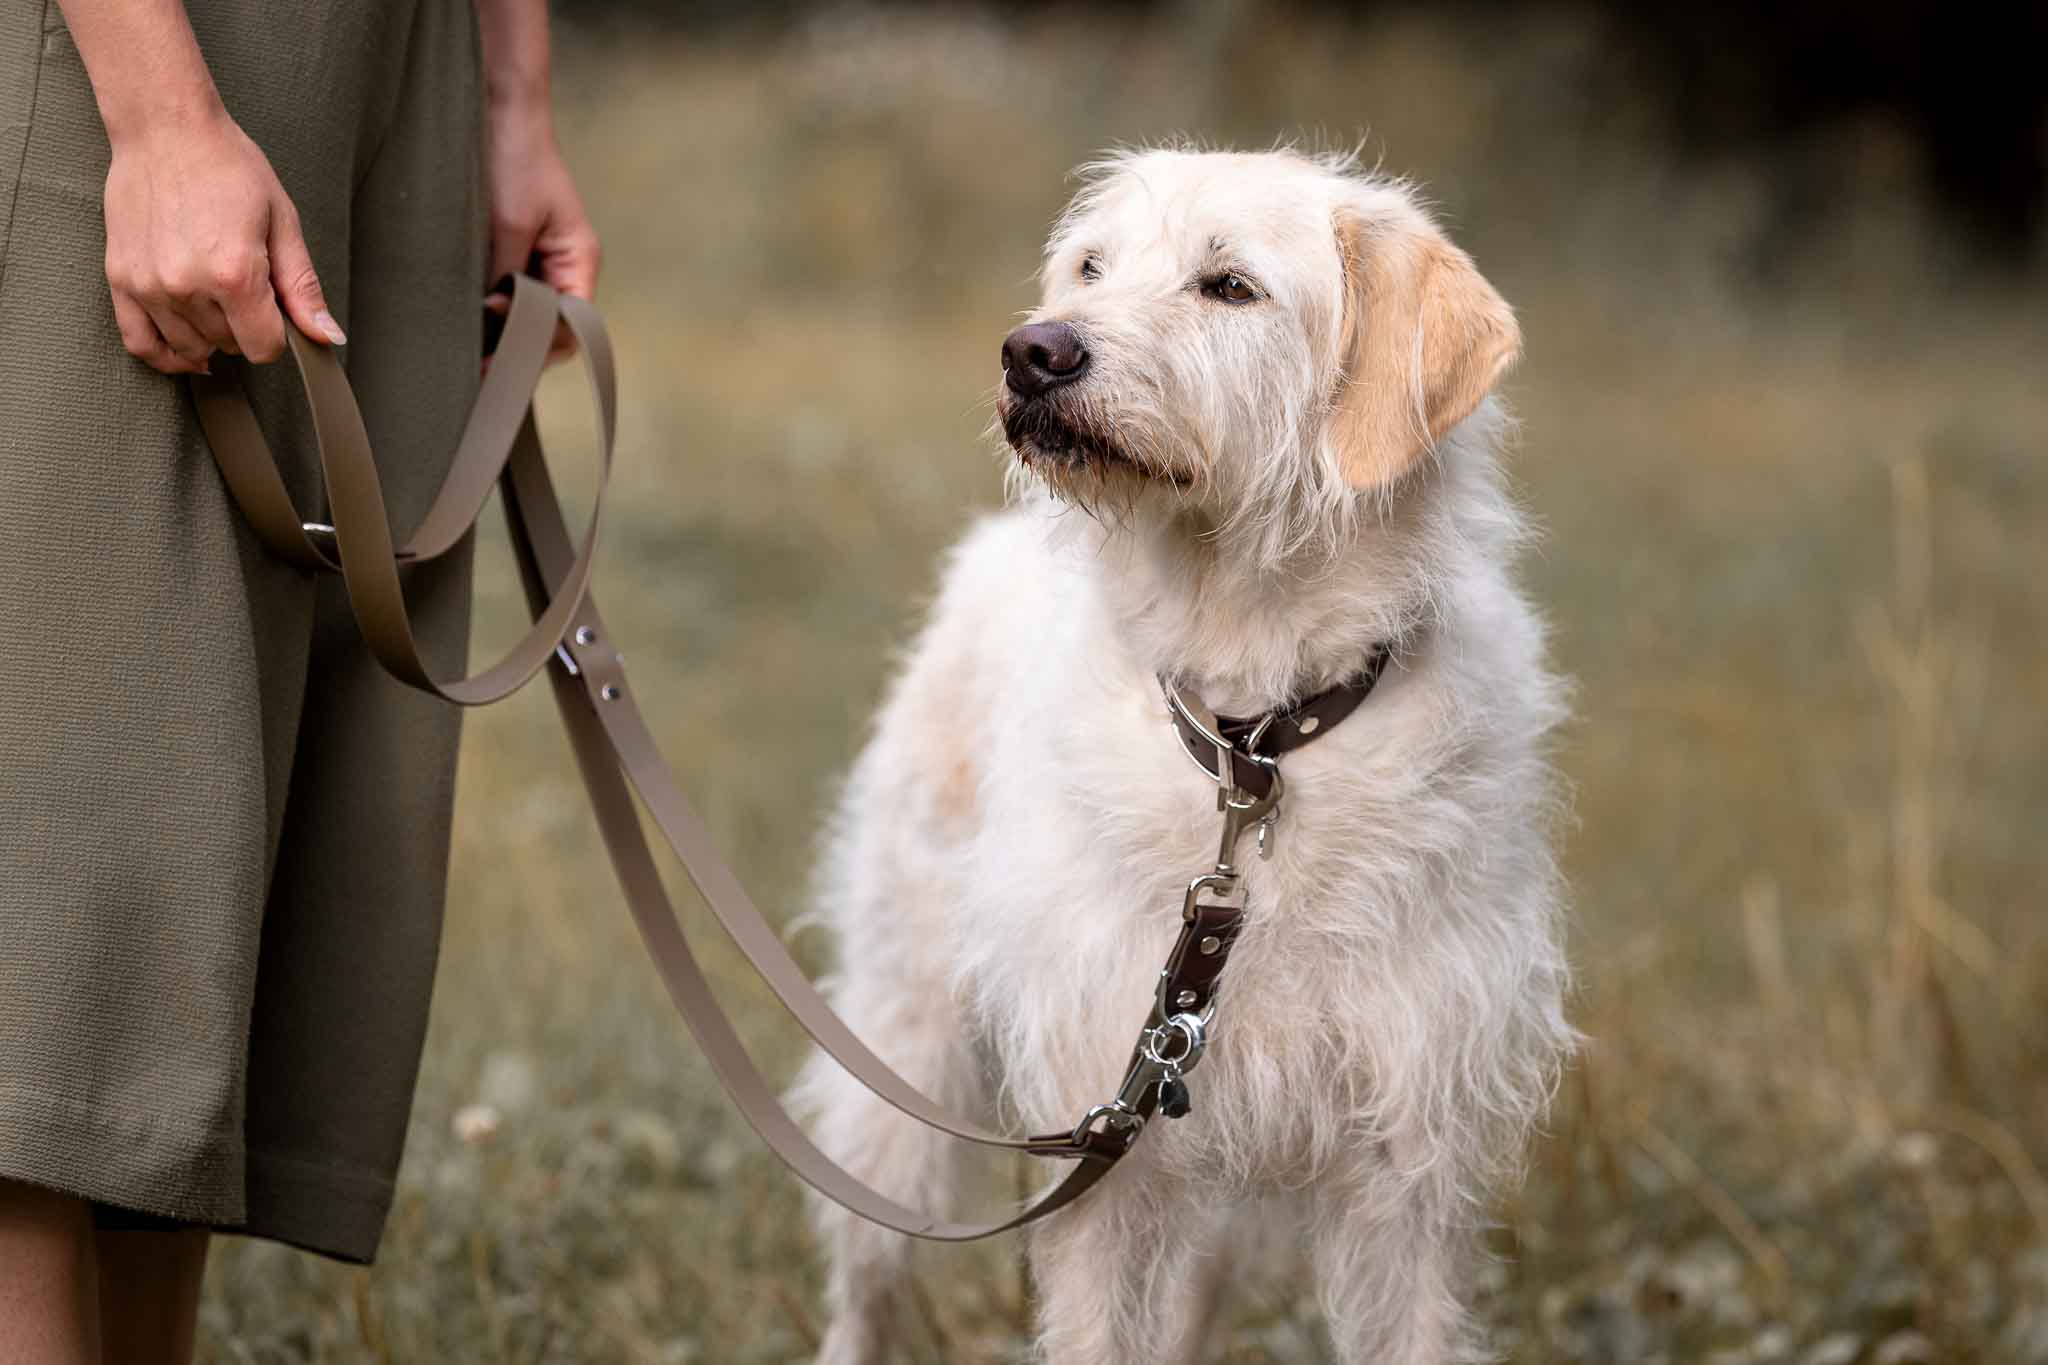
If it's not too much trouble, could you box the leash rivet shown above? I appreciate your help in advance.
[600,683,621,702]
[1298,715,1319,734]
[575,626,597,647]
[1198,935,1221,955]
[1175,989,1198,1008]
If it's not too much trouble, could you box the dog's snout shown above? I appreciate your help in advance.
[1001,322,1090,398]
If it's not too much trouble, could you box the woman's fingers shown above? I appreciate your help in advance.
[219,281,287,364]
[110,291,194,376]
[547,221,601,302]
[139,296,214,374]
[538,220,601,362]
[188,297,241,356]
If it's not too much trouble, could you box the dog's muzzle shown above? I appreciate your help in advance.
[1000,320,1090,398]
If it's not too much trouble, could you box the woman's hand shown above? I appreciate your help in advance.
[58,0,340,376]
[101,108,340,375]
[485,100,600,364]
[475,0,599,365]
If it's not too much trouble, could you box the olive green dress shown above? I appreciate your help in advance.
[0,0,486,1262]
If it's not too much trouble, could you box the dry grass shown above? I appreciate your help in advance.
[196,8,2048,1362]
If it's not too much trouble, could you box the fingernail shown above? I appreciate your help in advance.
[315,310,347,345]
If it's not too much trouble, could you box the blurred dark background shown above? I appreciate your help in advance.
[558,0,2048,262]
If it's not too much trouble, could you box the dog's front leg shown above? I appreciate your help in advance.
[1028,1161,1229,1365]
[1309,1171,1482,1365]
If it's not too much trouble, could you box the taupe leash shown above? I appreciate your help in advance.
[187,275,1375,1239]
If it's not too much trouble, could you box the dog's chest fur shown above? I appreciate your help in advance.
[874,505,1538,1189]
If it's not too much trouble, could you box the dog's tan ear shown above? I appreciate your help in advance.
[1329,211,1521,490]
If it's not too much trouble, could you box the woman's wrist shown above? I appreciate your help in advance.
[484,68,551,117]
[57,0,227,149]
[99,85,231,152]
[476,0,555,118]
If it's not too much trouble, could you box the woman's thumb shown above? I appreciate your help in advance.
[269,198,345,346]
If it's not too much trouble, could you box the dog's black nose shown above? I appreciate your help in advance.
[1001,321,1089,398]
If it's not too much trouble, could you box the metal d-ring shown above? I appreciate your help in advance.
[1181,871,1240,922]
[1071,1101,1144,1147]
[1143,1012,1209,1074]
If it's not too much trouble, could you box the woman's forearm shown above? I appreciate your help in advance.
[474,0,554,115]
[54,0,225,145]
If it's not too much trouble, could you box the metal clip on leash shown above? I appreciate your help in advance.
[1073,682,1283,1144]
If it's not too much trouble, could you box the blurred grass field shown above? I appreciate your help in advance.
[197,7,2048,1362]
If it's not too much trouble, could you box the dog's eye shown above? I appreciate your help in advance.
[1203,273,1258,304]
[1079,255,1103,282]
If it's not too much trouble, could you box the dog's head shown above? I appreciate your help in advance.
[997,147,1520,562]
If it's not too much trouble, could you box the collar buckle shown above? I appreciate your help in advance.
[1160,678,1239,791]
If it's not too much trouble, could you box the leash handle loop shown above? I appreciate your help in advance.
[189,275,612,707]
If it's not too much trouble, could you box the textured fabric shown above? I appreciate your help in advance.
[0,0,485,1262]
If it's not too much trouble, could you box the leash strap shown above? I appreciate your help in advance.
[190,275,1126,1239]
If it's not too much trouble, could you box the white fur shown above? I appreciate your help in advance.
[791,148,1573,1364]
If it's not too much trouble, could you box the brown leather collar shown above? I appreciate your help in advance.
[1163,643,1394,798]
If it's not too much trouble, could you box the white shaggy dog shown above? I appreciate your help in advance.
[793,147,1573,1364]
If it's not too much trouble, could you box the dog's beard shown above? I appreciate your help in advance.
[1000,396,1170,521]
